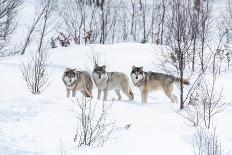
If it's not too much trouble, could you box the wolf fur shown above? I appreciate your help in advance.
[131,66,189,103]
[92,64,134,101]
[62,68,93,97]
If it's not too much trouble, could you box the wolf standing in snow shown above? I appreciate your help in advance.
[131,66,189,103]
[62,68,93,97]
[92,64,134,101]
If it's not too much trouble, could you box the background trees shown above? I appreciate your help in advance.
[0,0,22,57]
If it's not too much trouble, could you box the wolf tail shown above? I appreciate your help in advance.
[173,76,190,85]
[182,78,190,85]
[177,78,190,85]
[129,88,134,100]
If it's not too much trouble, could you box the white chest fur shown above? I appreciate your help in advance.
[92,73,108,90]
[131,73,145,85]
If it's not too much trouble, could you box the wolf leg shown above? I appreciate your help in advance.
[115,89,121,100]
[122,88,133,100]
[140,90,148,103]
[66,88,70,97]
[140,86,148,103]
[143,91,148,103]
[121,83,134,100]
[103,89,108,101]
[163,86,175,103]
[87,87,93,99]
[81,90,91,97]
[97,89,101,100]
[172,94,178,103]
[140,89,145,103]
[72,88,76,97]
[129,88,134,100]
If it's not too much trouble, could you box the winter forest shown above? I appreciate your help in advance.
[0,0,232,154]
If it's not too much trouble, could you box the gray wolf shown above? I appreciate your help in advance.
[131,66,189,103]
[92,64,134,101]
[62,68,93,97]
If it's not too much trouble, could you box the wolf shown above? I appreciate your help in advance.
[131,66,189,103]
[62,68,93,97]
[92,64,134,101]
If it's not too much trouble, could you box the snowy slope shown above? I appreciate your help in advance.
[0,43,231,155]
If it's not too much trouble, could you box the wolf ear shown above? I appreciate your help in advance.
[73,68,78,74]
[140,66,143,70]
[76,71,80,78]
[132,65,136,70]
[95,63,98,68]
[102,65,106,69]
[66,68,70,71]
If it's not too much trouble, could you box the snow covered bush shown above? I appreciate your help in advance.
[50,37,57,48]
[185,74,229,129]
[74,98,116,147]
[193,128,223,155]
[21,49,50,94]
[57,32,71,47]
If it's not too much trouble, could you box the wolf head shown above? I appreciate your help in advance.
[63,68,79,86]
[92,64,107,79]
[131,66,145,83]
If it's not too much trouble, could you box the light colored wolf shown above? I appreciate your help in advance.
[131,66,189,103]
[62,68,93,97]
[92,64,134,101]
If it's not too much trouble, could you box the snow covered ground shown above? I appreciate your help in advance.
[0,43,231,155]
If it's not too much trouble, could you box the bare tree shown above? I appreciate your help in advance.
[198,0,213,73]
[139,0,154,43]
[99,0,112,44]
[0,0,23,57]
[21,48,50,94]
[185,74,230,129]
[163,0,194,109]
[21,2,47,55]
[21,0,56,55]
[58,0,84,44]
[155,0,167,45]
[21,0,55,94]
[37,0,55,53]
[110,3,118,43]
[73,98,116,147]
[189,0,201,72]
[129,0,137,40]
[121,4,129,42]
[223,0,232,43]
[58,0,97,44]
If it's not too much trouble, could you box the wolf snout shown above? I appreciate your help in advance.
[136,76,138,79]
[99,75,101,78]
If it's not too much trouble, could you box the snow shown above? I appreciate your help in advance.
[0,43,231,155]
